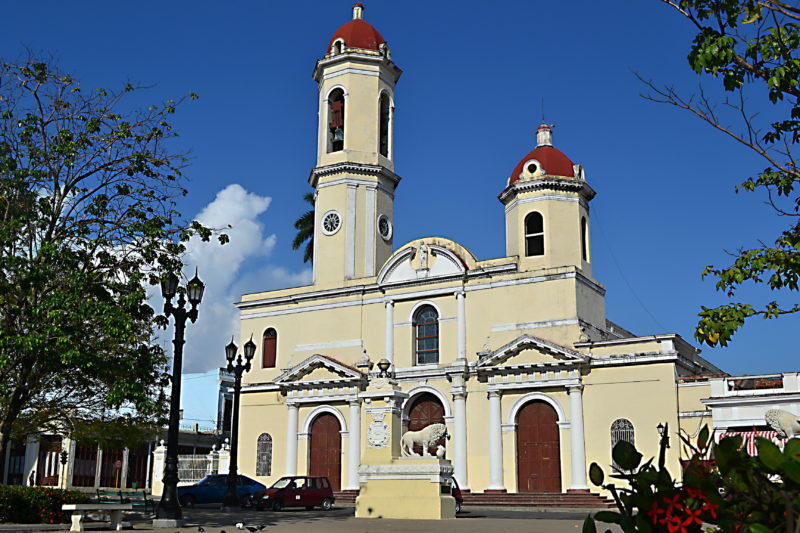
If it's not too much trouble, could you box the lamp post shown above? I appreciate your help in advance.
[59,450,68,489]
[155,271,205,524]
[657,422,671,470]
[221,336,256,510]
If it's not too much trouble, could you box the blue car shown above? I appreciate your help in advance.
[177,474,266,507]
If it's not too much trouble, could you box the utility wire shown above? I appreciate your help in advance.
[592,205,670,333]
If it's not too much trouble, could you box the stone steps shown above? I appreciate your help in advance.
[463,492,614,508]
[334,491,614,508]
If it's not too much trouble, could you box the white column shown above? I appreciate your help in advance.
[385,300,394,364]
[568,385,588,490]
[285,402,299,476]
[347,400,361,490]
[452,390,469,490]
[487,390,505,491]
[456,291,466,360]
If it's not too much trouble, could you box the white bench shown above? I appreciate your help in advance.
[61,503,132,532]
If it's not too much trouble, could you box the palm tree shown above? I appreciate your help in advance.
[292,192,314,263]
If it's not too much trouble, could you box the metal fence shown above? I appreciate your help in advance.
[177,455,215,483]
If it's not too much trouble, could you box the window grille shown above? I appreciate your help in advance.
[256,433,273,476]
[611,418,635,470]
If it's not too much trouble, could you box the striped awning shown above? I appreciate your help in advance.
[719,431,787,456]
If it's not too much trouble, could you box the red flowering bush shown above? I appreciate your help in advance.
[0,486,89,524]
[583,424,800,533]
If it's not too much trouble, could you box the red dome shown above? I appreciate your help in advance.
[327,19,386,53]
[509,145,575,185]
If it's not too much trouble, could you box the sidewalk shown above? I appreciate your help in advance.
[0,505,614,533]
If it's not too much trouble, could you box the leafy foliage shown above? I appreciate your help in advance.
[0,58,220,461]
[584,424,800,532]
[291,191,314,264]
[649,0,800,347]
[0,486,89,524]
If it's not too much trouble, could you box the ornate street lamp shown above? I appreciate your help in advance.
[155,270,204,524]
[221,336,256,510]
[59,449,68,489]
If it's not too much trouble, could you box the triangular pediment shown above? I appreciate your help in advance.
[477,334,588,368]
[274,354,365,384]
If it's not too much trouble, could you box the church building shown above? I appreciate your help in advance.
[235,4,723,499]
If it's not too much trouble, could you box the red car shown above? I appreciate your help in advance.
[254,476,335,511]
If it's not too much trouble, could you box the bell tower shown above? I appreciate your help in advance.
[310,3,402,286]
[499,125,595,276]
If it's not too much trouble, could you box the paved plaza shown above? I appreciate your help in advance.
[134,506,609,533]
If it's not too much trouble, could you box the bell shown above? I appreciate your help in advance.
[332,127,344,143]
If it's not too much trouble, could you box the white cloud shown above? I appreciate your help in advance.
[155,183,310,373]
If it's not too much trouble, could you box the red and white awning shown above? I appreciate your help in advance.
[719,431,787,456]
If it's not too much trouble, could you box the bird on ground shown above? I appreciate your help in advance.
[235,523,244,530]
[198,527,205,533]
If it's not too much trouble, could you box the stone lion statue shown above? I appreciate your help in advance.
[400,423,449,457]
[765,409,800,438]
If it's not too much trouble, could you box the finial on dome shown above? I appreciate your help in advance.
[536,124,553,147]
[353,2,364,20]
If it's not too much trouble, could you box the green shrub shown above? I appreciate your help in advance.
[583,424,800,533]
[0,486,90,524]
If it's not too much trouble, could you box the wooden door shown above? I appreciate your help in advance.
[36,437,62,486]
[516,401,561,493]
[407,393,445,455]
[309,414,341,490]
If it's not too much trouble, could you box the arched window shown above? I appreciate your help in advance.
[262,328,277,368]
[256,433,272,476]
[332,39,344,55]
[581,216,589,262]
[611,419,635,470]
[328,89,345,153]
[379,93,391,157]
[524,212,544,256]
[413,305,439,365]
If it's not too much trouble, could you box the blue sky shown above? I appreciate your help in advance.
[3,1,797,378]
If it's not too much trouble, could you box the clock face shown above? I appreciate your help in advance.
[377,215,392,241]
[322,211,341,235]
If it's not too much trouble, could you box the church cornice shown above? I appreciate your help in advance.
[313,53,402,83]
[497,176,596,206]
[308,162,401,189]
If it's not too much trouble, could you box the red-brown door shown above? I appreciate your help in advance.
[407,393,445,455]
[516,401,561,493]
[309,414,341,491]
[36,437,62,486]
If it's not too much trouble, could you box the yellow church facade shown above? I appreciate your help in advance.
[235,4,721,498]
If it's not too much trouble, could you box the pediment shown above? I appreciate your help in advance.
[377,239,470,285]
[477,334,588,368]
[274,354,365,384]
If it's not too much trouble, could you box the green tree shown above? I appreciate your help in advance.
[647,0,800,347]
[291,191,314,264]
[0,59,221,470]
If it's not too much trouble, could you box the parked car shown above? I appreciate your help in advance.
[254,476,335,511]
[177,474,266,507]
[452,478,463,513]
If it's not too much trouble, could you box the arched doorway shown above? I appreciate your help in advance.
[516,401,561,493]
[407,392,445,455]
[309,413,341,490]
